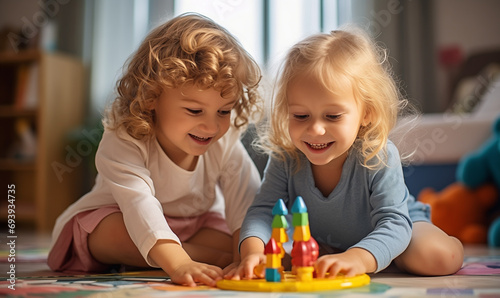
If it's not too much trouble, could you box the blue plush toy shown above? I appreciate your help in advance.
[457,116,500,246]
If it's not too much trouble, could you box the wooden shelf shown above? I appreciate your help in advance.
[0,50,85,233]
[0,105,37,117]
[0,158,36,171]
[0,49,40,64]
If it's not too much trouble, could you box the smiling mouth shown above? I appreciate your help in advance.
[305,141,333,150]
[189,134,212,143]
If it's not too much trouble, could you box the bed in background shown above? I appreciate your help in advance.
[396,50,500,197]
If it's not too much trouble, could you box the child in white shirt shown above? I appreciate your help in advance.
[48,13,262,287]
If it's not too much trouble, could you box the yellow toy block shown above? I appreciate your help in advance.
[266,253,282,268]
[296,266,314,282]
[293,225,311,241]
[272,227,289,243]
[278,242,285,258]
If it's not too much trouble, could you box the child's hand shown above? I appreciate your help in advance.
[224,253,266,280]
[169,260,223,287]
[314,248,376,278]
[149,239,223,287]
[222,261,239,276]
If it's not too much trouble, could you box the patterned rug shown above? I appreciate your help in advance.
[2,243,500,297]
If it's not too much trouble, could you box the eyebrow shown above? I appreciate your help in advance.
[182,98,237,107]
[288,103,346,109]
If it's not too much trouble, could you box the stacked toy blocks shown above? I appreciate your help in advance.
[265,196,319,282]
[265,198,288,282]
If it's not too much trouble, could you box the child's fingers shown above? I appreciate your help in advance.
[193,272,218,287]
[207,265,224,277]
[223,268,236,279]
[327,261,351,278]
[343,266,357,277]
[203,267,223,281]
[229,265,246,280]
[314,259,330,278]
[315,257,346,278]
[175,274,196,287]
[230,262,253,280]
[222,262,238,276]
[243,263,256,279]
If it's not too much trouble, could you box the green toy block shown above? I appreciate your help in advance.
[292,212,309,227]
[272,215,288,228]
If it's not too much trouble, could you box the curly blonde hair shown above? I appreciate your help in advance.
[105,13,262,140]
[262,28,407,169]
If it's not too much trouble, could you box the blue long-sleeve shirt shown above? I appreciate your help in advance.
[240,141,429,272]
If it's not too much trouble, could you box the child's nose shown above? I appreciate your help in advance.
[200,115,219,133]
[308,120,326,136]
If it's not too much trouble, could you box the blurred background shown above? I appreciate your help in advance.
[0,0,499,233]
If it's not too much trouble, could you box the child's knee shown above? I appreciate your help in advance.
[399,235,464,275]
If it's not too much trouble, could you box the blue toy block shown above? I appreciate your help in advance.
[291,196,307,213]
[272,199,288,216]
[265,268,281,282]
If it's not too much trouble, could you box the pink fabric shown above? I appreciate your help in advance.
[48,205,231,273]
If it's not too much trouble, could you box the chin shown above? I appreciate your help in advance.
[309,159,332,166]
[302,154,329,166]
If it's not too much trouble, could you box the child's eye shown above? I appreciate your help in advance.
[292,114,309,120]
[326,114,342,120]
[218,110,231,116]
[186,108,202,115]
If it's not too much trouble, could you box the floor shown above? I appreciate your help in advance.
[2,232,500,297]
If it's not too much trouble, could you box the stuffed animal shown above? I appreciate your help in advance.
[489,218,500,247]
[456,116,500,246]
[418,183,498,244]
[457,116,500,190]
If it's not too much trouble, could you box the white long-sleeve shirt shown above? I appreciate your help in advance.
[50,126,261,267]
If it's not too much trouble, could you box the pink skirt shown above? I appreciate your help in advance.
[47,205,231,273]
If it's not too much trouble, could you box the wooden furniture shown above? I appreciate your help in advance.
[0,49,85,233]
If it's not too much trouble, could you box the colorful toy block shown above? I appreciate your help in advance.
[292,225,311,241]
[272,228,288,243]
[272,199,288,216]
[291,196,307,213]
[291,237,318,267]
[292,211,309,227]
[272,215,288,228]
[265,268,281,282]
[296,266,314,282]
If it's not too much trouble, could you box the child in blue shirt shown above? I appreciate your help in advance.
[226,28,464,279]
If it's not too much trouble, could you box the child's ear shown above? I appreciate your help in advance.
[146,98,157,110]
[361,109,371,127]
